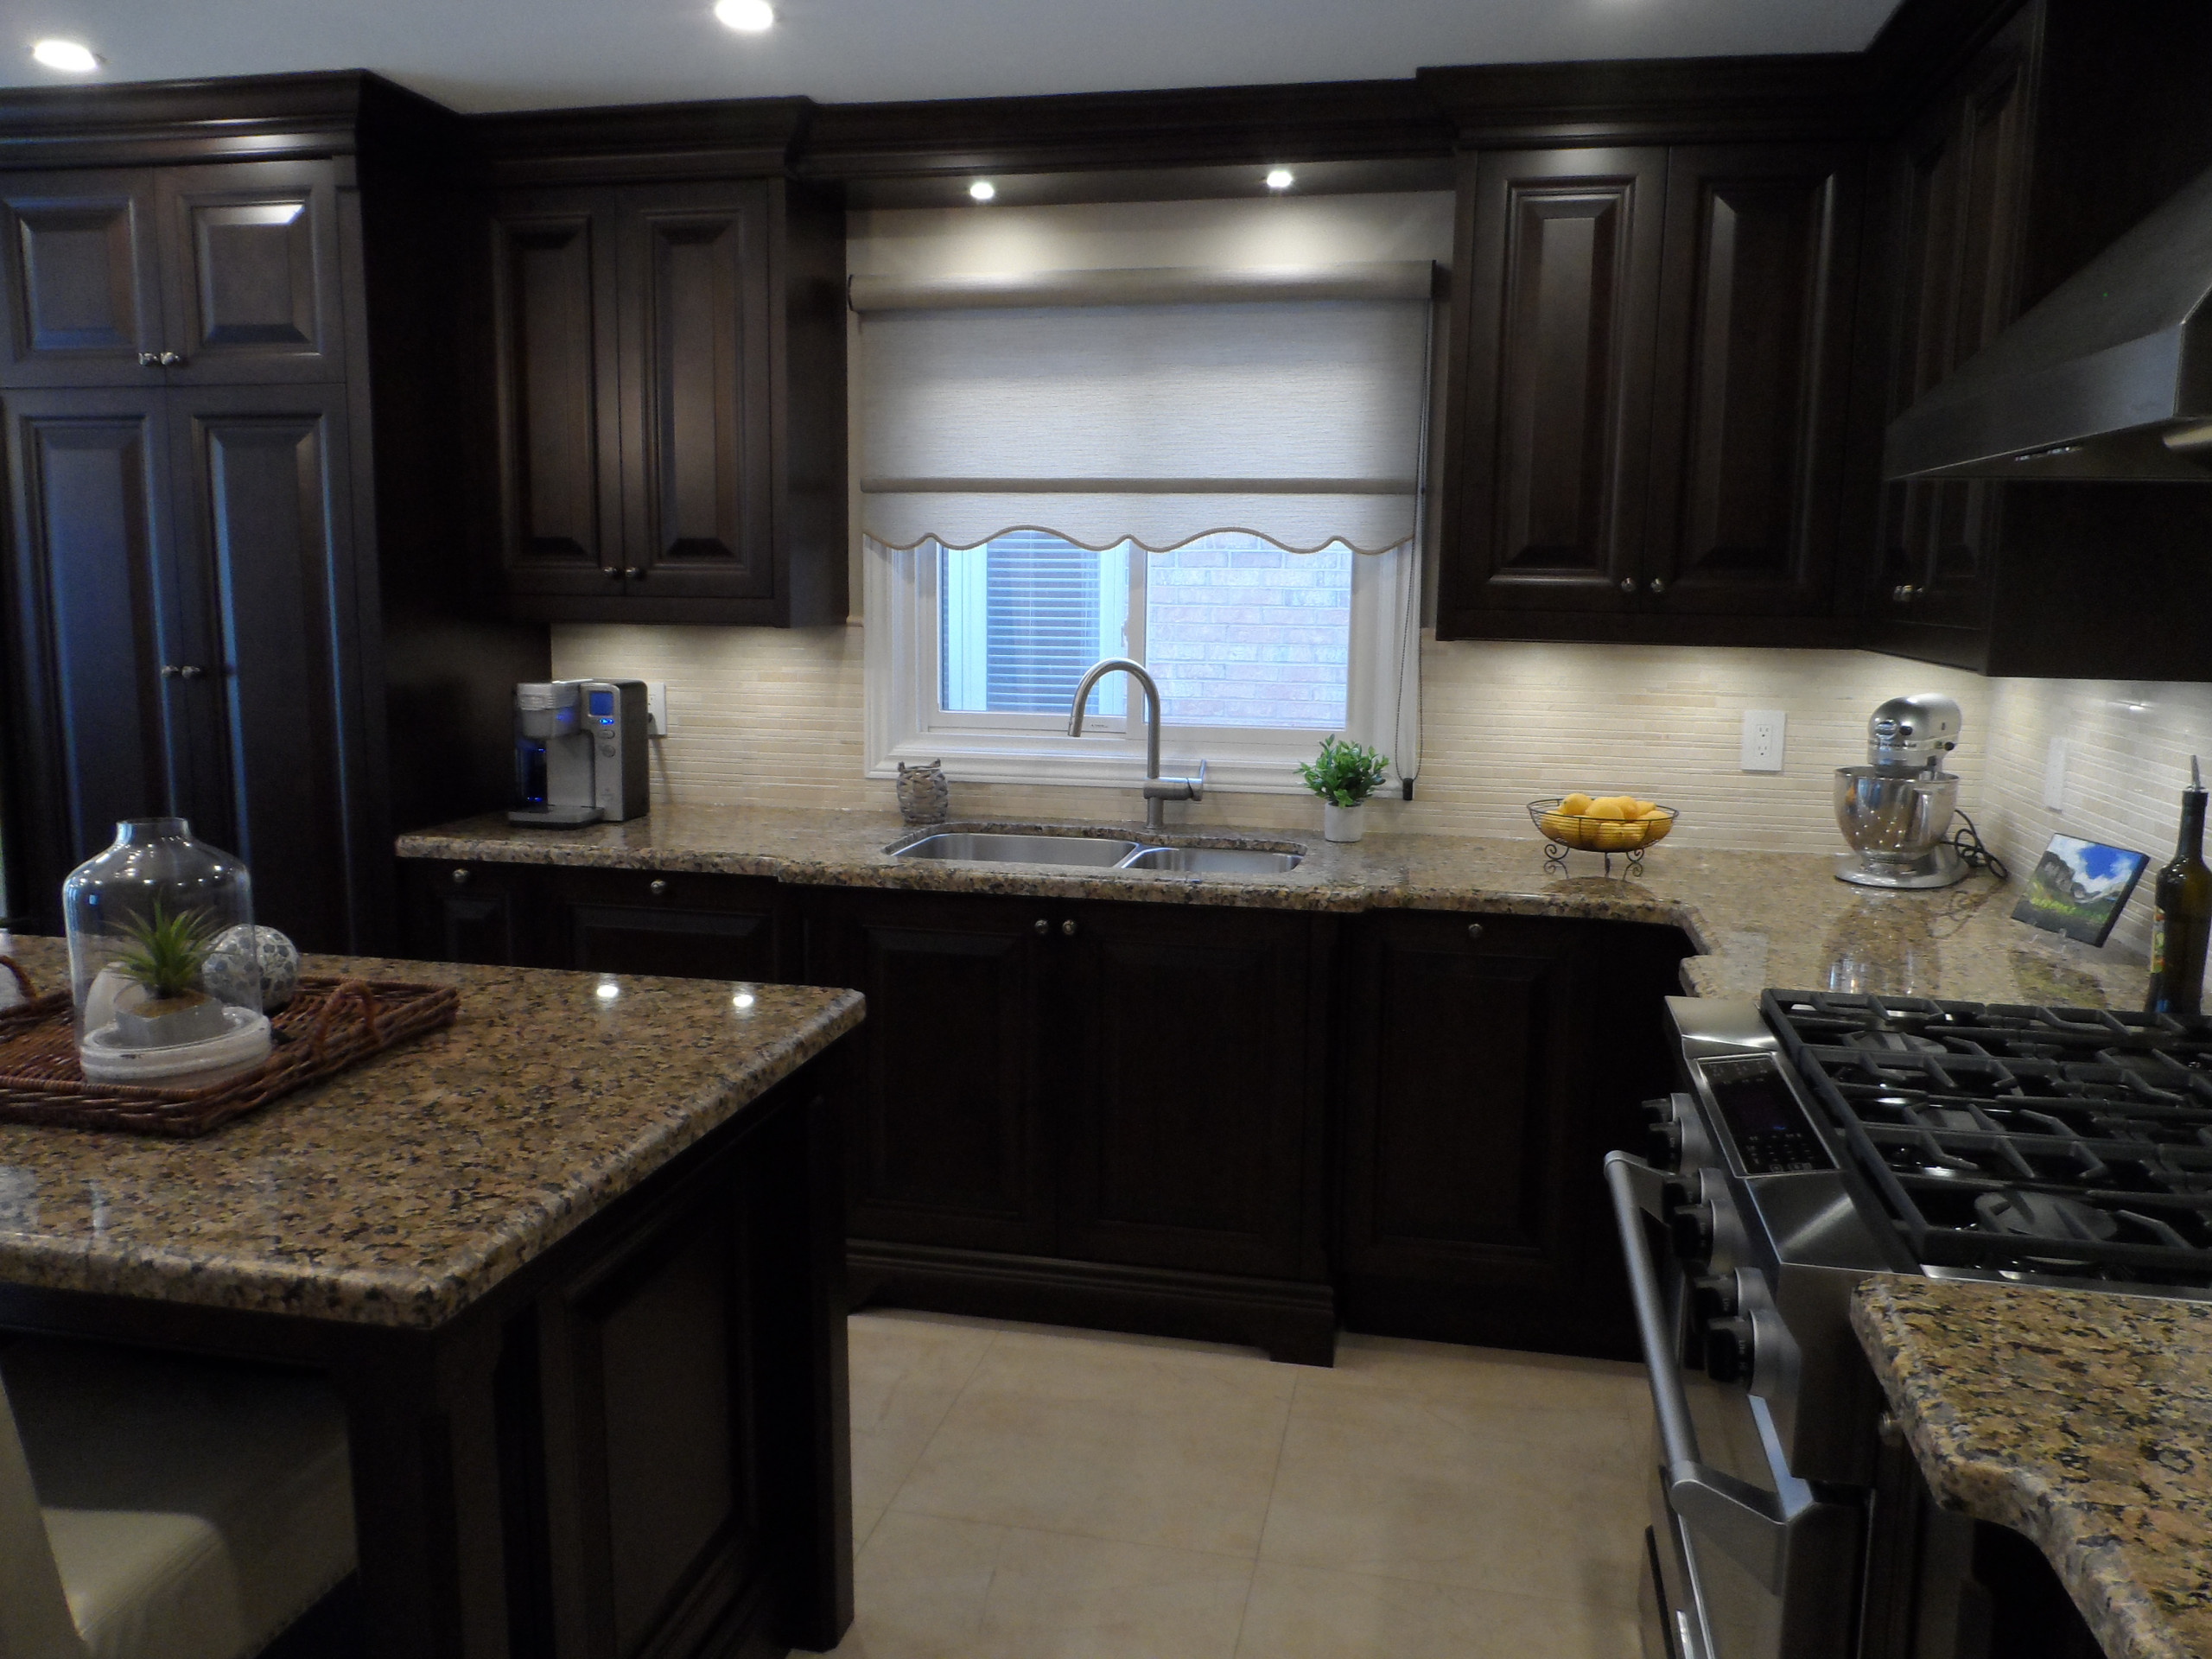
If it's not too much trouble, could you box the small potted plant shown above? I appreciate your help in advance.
[110,902,231,1047]
[1299,735,1390,843]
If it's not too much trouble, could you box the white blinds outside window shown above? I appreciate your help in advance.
[855,264,1433,556]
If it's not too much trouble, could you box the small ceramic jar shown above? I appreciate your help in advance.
[898,760,950,825]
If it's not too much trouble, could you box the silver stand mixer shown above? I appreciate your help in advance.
[1834,692,1970,889]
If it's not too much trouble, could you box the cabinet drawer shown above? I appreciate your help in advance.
[543,868,785,982]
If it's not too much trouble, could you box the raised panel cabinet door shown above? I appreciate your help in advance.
[488,188,623,596]
[166,385,363,951]
[154,162,346,385]
[1338,913,1583,1333]
[1053,906,1320,1280]
[1874,8,2041,639]
[810,894,1054,1255]
[1644,146,1863,615]
[0,170,164,388]
[1437,147,1667,627]
[1,390,184,912]
[616,181,775,601]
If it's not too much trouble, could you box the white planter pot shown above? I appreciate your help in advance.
[1323,802,1367,843]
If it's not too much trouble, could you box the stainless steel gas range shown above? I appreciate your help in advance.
[1612,988,2212,1659]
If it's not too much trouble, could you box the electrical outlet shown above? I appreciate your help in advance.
[645,683,671,737]
[2044,735,2068,810]
[1740,709,1786,773]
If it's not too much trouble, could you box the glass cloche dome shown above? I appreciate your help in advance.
[63,818,272,1086]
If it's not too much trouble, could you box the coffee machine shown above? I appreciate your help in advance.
[1834,691,1968,888]
[510,681,650,828]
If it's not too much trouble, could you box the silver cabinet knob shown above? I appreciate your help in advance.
[624,567,643,580]
[1892,583,1921,604]
[138,351,161,368]
[648,878,668,897]
[1033,919,1049,935]
[451,868,471,886]
[1466,922,1484,942]
[157,351,184,368]
[606,566,623,579]
[1061,919,1078,938]
[1618,576,1636,593]
[159,664,207,679]
[1648,577,1667,594]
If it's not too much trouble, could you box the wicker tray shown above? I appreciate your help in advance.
[0,957,458,1138]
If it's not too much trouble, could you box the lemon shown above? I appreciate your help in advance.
[1539,810,1580,843]
[1641,814,1674,844]
[1586,798,1629,820]
[1597,818,1645,850]
[1559,792,1593,816]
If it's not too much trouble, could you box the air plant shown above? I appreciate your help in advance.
[114,900,219,1001]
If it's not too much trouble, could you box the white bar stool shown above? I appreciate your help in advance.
[0,1338,355,1659]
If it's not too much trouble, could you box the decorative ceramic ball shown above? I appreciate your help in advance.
[209,925,302,1012]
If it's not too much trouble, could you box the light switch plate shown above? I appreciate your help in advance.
[2044,735,2068,810]
[1741,709,1786,773]
[645,683,671,737]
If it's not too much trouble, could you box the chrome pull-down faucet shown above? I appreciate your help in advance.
[1066,658,1206,832]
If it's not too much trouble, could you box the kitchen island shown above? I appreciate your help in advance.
[0,935,864,1659]
[1853,1275,2212,1659]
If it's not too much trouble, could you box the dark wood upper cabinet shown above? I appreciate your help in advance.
[618,182,775,601]
[1644,144,1863,617]
[488,190,622,596]
[0,170,164,387]
[477,162,845,627]
[1438,140,1861,644]
[156,161,346,385]
[1440,147,1664,626]
[0,162,345,391]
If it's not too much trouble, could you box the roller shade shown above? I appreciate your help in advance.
[856,265,1435,555]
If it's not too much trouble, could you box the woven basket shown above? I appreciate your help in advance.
[0,957,459,1138]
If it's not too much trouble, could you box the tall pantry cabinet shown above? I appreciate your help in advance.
[0,74,545,950]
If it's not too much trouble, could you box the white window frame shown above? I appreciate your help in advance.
[864,532,1418,796]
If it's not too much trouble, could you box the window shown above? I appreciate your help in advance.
[858,258,1432,795]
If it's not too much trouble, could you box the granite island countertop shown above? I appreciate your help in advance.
[1853,1275,2212,1659]
[0,935,862,1328]
[398,804,2163,1012]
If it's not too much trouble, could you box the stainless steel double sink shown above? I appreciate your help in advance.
[890,830,1303,875]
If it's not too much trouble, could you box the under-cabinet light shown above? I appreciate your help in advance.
[594,979,620,1001]
[714,0,775,32]
[733,990,756,1009]
[31,39,99,71]
[1264,168,1294,191]
[969,181,996,202]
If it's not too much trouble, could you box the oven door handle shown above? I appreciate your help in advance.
[1607,1149,1799,1595]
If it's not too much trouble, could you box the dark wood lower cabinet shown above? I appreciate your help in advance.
[1338,910,1688,1362]
[397,861,1688,1365]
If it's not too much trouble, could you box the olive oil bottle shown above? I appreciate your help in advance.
[2146,756,2211,1019]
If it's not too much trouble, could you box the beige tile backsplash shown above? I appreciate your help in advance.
[551,621,2202,958]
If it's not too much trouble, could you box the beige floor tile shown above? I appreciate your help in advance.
[891,1325,1296,1555]
[1331,1333,1649,1417]
[1260,1377,1648,1609]
[1234,1560,1639,1659]
[806,1511,1254,1659]
[846,1313,998,1548]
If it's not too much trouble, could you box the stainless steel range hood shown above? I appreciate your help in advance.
[1884,161,2212,481]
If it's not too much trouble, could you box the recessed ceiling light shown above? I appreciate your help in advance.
[713,0,775,32]
[31,39,99,72]
[969,181,996,202]
[1264,168,1294,191]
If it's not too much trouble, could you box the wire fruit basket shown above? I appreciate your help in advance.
[1527,798,1678,877]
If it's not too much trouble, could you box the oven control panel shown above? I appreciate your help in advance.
[1698,1054,1834,1174]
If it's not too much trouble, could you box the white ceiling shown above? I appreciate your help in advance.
[2,0,1905,114]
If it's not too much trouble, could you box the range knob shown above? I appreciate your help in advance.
[1691,1273,1738,1325]
[1669,1202,1716,1263]
[1645,1118,1683,1169]
[1705,1316,1755,1384]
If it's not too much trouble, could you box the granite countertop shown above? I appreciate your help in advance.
[1853,1275,2212,1659]
[397,804,2160,1012]
[0,936,862,1329]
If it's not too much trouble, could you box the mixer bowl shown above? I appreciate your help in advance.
[1834,766,1960,867]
